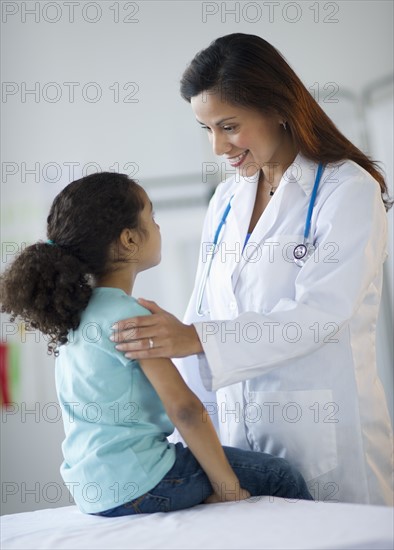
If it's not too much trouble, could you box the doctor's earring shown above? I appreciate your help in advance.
[281,121,287,131]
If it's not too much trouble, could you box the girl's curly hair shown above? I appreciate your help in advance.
[0,172,145,354]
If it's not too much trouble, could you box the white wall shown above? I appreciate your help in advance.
[1,0,393,514]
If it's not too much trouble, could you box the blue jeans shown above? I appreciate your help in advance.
[95,443,313,517]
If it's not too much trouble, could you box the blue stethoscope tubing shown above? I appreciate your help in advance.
[213,196,233,247]
[293,162,325,266]
[196,162,325,316]
[195,194,235,316]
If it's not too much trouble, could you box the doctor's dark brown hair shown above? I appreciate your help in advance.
[0,172,146,354]
[180,33,392,210]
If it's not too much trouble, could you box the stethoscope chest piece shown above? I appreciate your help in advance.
[293,243,308,260]
[293,242,314,267]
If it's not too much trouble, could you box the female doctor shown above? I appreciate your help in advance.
[112,34,393,506]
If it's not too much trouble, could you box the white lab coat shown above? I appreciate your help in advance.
[176,152,393,506]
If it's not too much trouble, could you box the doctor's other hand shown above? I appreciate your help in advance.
[111,298,203,360]
[204,487,251,504]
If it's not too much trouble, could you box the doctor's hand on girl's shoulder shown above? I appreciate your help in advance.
[204,487,251,504]
[111,298,203,360]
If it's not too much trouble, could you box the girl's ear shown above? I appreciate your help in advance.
[119,228,139,250]
[117,228,140,263]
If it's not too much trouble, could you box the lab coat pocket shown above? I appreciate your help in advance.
[245,389,338,481]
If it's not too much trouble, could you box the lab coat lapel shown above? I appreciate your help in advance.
[226,172,259,283]
[229,171,259,251]
[205,176,257,319]
[231,175,283,289]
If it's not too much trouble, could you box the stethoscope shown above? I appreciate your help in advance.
[293,162,324,267]
[196,163,325,316]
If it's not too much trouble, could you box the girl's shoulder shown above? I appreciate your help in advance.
[65,288,152,367]
[81,287,151,331]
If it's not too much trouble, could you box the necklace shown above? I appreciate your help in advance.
[259,170,278,197]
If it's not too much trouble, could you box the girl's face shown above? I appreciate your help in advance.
[191,91,288,179]
[135,192,161,271]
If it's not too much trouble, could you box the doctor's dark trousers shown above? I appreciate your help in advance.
[94,442,313,516]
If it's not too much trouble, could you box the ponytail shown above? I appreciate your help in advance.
[1,242,92,354]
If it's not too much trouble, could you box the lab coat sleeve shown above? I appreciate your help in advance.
[193,173,388,391]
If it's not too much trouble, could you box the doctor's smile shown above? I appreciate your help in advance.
[226,149,249,167]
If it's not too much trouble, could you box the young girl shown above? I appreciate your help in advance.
[1,172,312,516]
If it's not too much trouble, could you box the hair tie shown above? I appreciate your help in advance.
[46,239,57,246]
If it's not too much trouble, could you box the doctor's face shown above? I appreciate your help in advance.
[191,91,290,179]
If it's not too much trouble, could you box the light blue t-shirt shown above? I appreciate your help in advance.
[55,287,176,514]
